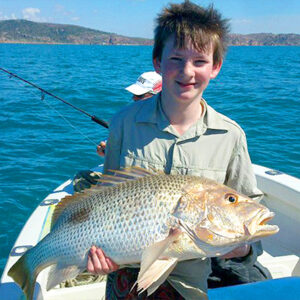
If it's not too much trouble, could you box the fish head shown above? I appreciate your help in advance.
[173,179,279,249]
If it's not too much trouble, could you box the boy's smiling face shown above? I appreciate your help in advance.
[154,35,222,105]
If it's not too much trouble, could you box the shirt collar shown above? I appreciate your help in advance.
[203,99,228,130]
[135,94,178,135]
[135,94,227,137]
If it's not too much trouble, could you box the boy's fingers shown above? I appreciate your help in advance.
[87,246,105,275]
[87,246,117,275]
[87,247,96,273]
[105,257,119,272]
[95,248,110,274]
[87,255,95,273]
[96,145,105,157]
[89,245,96,254]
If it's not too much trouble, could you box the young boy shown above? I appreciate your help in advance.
[87,1,269,298]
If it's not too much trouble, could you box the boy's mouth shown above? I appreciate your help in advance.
[177,81,196,89]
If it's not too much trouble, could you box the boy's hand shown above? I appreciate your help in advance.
[87,246,119,275]
[221,244,250,259]
[96,141,106,157]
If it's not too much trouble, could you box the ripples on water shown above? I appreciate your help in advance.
[0,44,299,274]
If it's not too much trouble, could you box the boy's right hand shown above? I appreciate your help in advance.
[96,141,106,157]
[87,246,119,275]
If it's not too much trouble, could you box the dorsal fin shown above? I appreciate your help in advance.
[51,192,91,229]
[51,167,161,229]
[109,166,156,177]
[123,166,159,176]
[96,166,161,185]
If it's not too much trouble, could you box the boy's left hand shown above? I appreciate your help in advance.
[221,244,250,259]
[96,141,106,157]
[87,246,119,275]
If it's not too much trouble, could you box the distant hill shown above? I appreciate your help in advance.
[229,33,300,46]
[0,19,152,45]
[0,19,299,46]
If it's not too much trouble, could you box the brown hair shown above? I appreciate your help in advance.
[153,0,230,65]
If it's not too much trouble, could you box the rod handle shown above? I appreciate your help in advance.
[91,116,109,128]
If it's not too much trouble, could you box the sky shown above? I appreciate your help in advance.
[0,0,299,38]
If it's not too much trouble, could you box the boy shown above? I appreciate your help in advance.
[87,1,269,298]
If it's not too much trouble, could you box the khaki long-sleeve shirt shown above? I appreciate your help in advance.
[104,94,263,299]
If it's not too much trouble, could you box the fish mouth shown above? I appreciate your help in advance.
[247,211,279,238]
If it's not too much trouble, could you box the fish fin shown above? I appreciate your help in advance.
[92,166,163,187]
[122,166,161,176]
[8,251,38,300]
[137,257,178,295]
[46,263,83,290]
[90,166,159,187]
[107,166,161,179]
[138,228,181,281]
[53,166,163,227]
[51,193,90,228]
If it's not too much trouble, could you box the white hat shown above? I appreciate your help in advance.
[125,72,162,96]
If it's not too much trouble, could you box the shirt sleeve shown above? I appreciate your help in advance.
[103,115,123,174]
[224,130,263,202]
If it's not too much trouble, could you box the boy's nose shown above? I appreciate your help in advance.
[181,60,194,77]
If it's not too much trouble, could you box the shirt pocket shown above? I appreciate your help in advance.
[121,152,166,172]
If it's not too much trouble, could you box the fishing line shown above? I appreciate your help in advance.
[42,99,99,147]
[5,73,99,147]
[0,67,109,129]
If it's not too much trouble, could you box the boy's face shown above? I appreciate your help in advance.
[153,35,222,105]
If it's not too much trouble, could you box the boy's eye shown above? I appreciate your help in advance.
[195,60,206,65]
[170,57,181,61]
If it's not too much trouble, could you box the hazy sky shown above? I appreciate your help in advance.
[0,0,299,38]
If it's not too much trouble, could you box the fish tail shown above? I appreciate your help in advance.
[8,253,37,300]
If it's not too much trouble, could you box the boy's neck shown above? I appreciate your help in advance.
[161,94,204,136]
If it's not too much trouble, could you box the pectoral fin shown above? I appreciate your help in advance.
[132,229,181,295]
[137,257,178,295]
[138,228,181,281]
[47,263,83,290]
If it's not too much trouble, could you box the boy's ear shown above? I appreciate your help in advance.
[210,60,223,79]
[153,57,161,73]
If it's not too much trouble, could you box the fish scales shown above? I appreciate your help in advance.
[8,168,279,300]
[72,174,197,260]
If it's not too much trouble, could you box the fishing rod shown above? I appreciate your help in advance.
[0,67,109,129]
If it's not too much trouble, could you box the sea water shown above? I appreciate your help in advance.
[0,44,299,275]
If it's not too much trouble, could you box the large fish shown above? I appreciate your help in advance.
[9,167,279,299]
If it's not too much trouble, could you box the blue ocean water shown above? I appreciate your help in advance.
[0,44,299,276]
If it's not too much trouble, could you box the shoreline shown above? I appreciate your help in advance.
[0,41,152,46]
[1,41,299,46]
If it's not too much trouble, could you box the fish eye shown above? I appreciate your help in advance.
[225,193,238,203]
